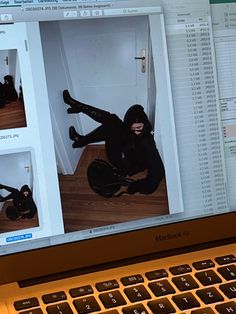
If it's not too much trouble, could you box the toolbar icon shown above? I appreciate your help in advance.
[92,9,102,16]
[80,10,91,17]
[1,14,13,22]
[63,11,78,18]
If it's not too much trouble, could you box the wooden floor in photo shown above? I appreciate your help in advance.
[0,202,39,234]
[59,145,169,233]
[0,100,26,130]
[0,101,169,235]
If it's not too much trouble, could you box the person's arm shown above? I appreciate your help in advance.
[127,137,165,194]
[20,196,37,218]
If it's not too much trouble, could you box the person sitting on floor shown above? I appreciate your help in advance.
[0,75,18,108]
[63,89,165,195]
[0,184,37,220]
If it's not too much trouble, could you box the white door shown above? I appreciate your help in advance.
[60,16,150,134]
[40,17,150,174]
[0,50,9,83]
[0,49,20,93]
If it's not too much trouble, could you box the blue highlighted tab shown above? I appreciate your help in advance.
[6,233,32,243]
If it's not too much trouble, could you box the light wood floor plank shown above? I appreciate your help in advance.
[60,145,169,232]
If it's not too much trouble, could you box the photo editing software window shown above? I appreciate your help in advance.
[0,0,235,253]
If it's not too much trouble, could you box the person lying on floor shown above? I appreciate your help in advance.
[63,90,165,195]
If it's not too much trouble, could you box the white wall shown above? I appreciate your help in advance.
[148,48,156,128]
[0,49,20,93]
[8,50,21,94]
[0,50,9,82]
[40,21,83,174]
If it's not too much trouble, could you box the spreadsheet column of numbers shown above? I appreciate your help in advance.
[166,21,229,213]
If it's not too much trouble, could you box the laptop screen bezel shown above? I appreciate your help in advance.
[1,0,236,286]
[0,211,236,285]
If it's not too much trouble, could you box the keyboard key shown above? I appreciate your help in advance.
[215,255,236,265]
[96,280,119,292]
[218,265,236,281]
[14,297,39,311]
[20,309,43,314]
[195,270,222,286]
[192,260,215,270]
[121,274,144,286]
[148,297,176,314]
[99,290,126,309]
[219,281,236,299]
[172,275,199,291]
[46,302,73,314]
[215,301,236,314]
[196,287,224,304]
[169,264,192,275]
[148,279,175,297]
[124,285,151,303]
[145,269,168,280]
[172,292,200,311]
[69,285,93,298]
[42,291,67,304]
[191,308,215,314]
[73,296,101,314]
[122,303,149,314]
[100,311,119,314]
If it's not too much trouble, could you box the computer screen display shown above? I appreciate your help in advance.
[0,0,235,255]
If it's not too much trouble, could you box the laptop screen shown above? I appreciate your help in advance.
[0,0,235,256]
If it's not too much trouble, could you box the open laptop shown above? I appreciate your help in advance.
[0,0,236,313]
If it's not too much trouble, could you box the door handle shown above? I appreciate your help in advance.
[134,56,145,60]
[134,49,146,73]
[24,165,30,173]
[4,56,8,65]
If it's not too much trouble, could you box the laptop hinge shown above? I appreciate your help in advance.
[18,236,236,288]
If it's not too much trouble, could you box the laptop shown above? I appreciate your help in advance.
[0,0,236,313]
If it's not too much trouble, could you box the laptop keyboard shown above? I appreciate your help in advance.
[12,254,236,314]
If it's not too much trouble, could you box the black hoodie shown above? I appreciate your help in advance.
[0,184,37,218]
[122,105,165,194]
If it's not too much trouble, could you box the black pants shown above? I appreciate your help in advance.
[89,112,126,169]
[0,84,5,108]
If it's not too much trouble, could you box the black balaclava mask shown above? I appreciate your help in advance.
[123,104,152,136]
[4,75,14,85]
[20,185,32,197]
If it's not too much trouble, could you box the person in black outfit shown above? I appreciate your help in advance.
[63,90,165,195]
[0,75,18,108]
[0,184,37,220]
[0,83,5,108]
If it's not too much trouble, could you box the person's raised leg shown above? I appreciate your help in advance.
[68,114,124,156]
[69,125,106,148]
[63,90,110,124]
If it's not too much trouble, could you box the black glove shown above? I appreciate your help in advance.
[127,181,140,194]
